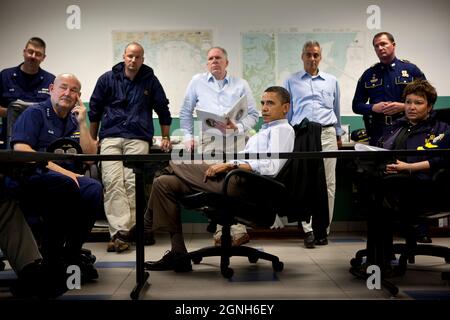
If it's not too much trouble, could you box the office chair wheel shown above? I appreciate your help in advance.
[248,256,259,263]
[272,261,284,272]
[192,257,203,264]
[221,267,234,279]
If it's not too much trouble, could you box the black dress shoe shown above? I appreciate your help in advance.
[11,262,68,299]
[117,225,155,246]
[303,231,315,249]
[315,237,328,246]
[144,251,192,272]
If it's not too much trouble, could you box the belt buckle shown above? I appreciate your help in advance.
[385,115,392,125]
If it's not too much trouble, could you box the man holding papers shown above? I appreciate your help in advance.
[179,46,259,246]
[196,95,248,136]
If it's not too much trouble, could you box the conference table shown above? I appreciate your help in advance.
[1,148,449,299]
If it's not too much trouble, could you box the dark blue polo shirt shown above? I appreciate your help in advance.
[10,98,80,152]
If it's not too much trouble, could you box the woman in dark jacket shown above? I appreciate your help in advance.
[379,85,449,180]
[365,80,449,271]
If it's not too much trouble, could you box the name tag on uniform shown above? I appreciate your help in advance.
[38,88,50,94]
[395,74,414,85]
[70,132,81,139]
[365,75,382,88]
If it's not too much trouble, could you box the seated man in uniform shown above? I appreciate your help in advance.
[144,86,295,272]
[10,73,103,281]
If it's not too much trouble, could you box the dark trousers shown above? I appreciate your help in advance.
[366,174,434,269]
[20,171,103,264]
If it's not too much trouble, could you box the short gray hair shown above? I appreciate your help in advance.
[302,41,321,55]
[207,46,228,59]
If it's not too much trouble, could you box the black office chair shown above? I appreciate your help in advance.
[178,119,326,278]
[180,168,286,278]
[350,167,450,295]
[6,100,35,148]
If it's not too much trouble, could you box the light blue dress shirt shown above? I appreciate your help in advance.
[283,70,344,136]
[238,119,295,176]
[180,72,259,139]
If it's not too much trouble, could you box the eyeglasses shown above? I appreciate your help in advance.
[25,48,44,58]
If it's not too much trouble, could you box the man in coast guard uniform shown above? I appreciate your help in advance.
[0,37,55,148]
[352,32,426,145]
[10,74,103,281]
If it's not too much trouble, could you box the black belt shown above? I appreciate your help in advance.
[322,124,335,128]
[371,112,404,125]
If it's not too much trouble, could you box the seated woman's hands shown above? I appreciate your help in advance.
[385,160,410,174]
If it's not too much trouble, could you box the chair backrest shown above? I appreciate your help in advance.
[6,100,35,149]
[434,108,450,125]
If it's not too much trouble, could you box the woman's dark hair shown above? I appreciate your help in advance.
[403,80,437,107]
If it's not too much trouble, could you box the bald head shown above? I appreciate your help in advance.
[124,42,144,55]
[50,73,82,116]
[123,42,145,78]
[54,73,81,91]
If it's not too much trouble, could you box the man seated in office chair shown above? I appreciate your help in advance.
[9,73,103,282]
[145,86,295,272]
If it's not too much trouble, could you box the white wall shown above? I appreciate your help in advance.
[1,0,449,111]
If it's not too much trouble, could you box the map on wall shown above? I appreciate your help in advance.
[242,31,365,115]
[112,30,213,116]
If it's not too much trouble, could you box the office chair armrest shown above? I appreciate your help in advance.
[222,169,286,196]
[433,168,450,182]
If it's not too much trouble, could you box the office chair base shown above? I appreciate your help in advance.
[349,266,399,296]
[185,245,284,278]
[351,243,450,269]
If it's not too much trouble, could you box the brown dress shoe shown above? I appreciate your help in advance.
[106,234,130,253]
[106,238,116,252]
[232,233,250,246]
[214,231,250,247]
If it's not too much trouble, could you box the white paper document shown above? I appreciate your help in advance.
[196,95,248,134]
[354,143,388,151]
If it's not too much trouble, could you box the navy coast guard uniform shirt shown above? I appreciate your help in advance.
[0,64,55,146]
[352,57,425,145]
[10,98,80,152]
